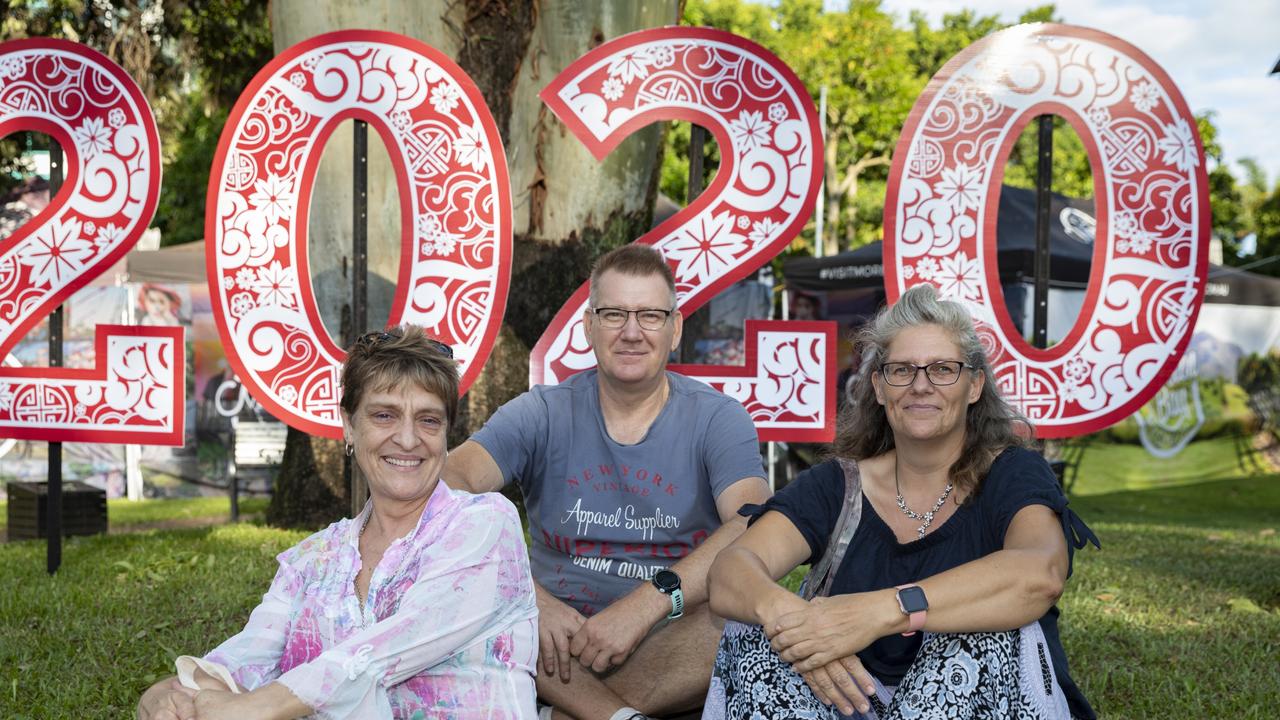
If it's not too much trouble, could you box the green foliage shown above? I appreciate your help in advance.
[674,1,1091,254]
[905,8,1004,79]
[1,0,273,247]
[156,0,274,247]
[155,97,231,246]
[1238,353,1280,396]
[1239,353,1280,436]
[0,134,39,197]
[679,0,925,252]
[673,0,1275,272]
[1249,183,1280,277]
[659,122,722,206]
[174,0,276,109]
[1001,117,1095,200]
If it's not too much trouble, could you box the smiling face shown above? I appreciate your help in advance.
[872,323,984,446]
[341,383,448,506]
[584,269,682,388]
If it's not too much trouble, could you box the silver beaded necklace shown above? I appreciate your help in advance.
[894,456,954,539]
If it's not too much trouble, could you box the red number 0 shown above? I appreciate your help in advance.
[884,24,1209,438]
[537,27,835,442]
[207,31,511,438]
[0,39,178,445]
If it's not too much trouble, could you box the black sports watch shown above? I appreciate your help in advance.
[651,569,684,620]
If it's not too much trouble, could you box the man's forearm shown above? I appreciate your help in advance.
[623,516,751,625]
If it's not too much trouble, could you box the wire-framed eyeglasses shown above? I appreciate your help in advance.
[879,360,970,386]
[355,330,454,358]
[591,307,674,331]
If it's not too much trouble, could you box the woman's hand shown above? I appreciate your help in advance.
[190,684,310,720]
[800,655,879,717]
[137,677,196,720]
[192,689,241,720]
[759,589,811,634]
[770,591,895,672]
[535,585,586,683]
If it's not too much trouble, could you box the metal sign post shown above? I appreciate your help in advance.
[348,120,369,517]
[1033,115,1053,350]
[46,141,64,575]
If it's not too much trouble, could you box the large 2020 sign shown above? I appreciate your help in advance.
[1,23,1207,445]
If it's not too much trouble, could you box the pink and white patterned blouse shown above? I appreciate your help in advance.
[204,481,538,719]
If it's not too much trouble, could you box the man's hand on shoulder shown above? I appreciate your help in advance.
[536,585,586,683]
[568,581,669,673]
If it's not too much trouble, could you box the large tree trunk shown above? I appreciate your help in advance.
[266,0,677,528]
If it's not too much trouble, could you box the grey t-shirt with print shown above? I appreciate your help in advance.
[471,369,764,616]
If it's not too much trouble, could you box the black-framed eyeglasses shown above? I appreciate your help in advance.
[355,330,453,358]
[591,307,674,331]
[879,360,970,386]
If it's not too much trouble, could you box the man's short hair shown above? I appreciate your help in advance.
[588,244,678,308]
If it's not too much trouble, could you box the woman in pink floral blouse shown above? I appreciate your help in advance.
[138,327,538,720]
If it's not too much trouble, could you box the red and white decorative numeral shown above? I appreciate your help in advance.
[0,39,179,445]
[884,24,1209,438]
[207,30,511,438]
[537,27,834,442]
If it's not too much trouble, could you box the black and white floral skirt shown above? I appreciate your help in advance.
[704,620,1071,720]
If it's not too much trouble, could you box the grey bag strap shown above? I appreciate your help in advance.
[799,458,864,600]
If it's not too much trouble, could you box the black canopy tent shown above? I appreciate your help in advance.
[1205,263,1280,307]
[784,185,1098,293]
[782,184,1280,342]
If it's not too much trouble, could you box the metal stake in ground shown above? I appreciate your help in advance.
[47,140,64,575]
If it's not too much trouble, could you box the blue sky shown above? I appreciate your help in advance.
[865,0,1280,186]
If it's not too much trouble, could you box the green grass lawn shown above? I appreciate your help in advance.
[1066,434,1270,491]
[1062,477,1279,717]
[0,523,307,719]
[1,455,1276,717]
[0,496,268,535]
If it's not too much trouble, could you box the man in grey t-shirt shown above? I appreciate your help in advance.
[445,245,769,720]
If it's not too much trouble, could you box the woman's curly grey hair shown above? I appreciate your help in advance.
[835,284,1032,497]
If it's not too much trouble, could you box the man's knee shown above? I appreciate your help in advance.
[608,602,722,712]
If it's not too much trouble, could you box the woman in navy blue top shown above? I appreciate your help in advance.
[707,285,1098,719]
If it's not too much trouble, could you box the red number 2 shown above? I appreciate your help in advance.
[536,27,835,442]
[0,39,178,445]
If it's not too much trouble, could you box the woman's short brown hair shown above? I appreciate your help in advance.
[340,325,459,427]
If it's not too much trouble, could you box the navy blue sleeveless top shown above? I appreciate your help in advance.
[743,447,1099,719]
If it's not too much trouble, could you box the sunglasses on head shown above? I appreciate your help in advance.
[355,330,454,358]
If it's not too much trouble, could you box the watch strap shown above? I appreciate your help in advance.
[896,584,926,636]
[667,588,684,620]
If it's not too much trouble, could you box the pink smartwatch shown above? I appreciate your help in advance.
[895,584,928,636]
